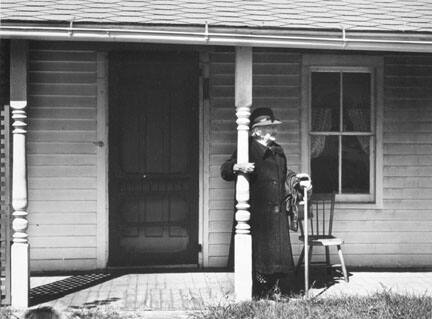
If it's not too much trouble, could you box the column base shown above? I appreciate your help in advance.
[234,233,252,301]
[11,242,29,309]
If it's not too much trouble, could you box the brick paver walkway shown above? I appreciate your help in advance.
[29,271,432,316]
[30,272,234,311]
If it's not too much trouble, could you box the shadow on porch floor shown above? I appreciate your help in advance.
[29,273,121,307]
[30,272,235,311]
[29,268,346,310]
[29,269,432,311]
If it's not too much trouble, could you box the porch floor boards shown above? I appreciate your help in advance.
[29,271,432,312]
[30,272,234,311]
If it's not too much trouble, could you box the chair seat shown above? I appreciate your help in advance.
[298,235,344,246]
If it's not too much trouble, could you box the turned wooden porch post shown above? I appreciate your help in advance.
[10,40,29,308]
[234,46,253,301]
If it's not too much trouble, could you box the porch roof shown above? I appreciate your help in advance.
[1,0,432,34]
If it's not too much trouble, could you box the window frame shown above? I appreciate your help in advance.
[301,55,383,207]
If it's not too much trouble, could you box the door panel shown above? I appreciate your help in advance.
[109,51,198,266]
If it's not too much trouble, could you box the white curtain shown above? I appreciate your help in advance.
[311,108,332,158]
[347,108,369,153]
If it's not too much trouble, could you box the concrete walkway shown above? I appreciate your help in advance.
[29,271,432,316]
[311,271,432,298]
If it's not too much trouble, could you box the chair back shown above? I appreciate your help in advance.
[299,192,335,238]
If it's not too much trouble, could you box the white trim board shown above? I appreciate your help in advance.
[301,54,384,208]
[96,52,109,268]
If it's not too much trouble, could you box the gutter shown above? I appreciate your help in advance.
[1,24,432,52]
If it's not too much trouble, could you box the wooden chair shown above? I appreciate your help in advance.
[296,192,349,282]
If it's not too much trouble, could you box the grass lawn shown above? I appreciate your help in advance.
[192,291,432,319]
[2,291,432,319]
[0,308,14,319]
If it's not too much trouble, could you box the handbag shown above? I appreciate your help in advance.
[284,169,310,232]
[287,200,299,232]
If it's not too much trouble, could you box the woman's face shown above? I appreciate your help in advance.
[255,125,279,142]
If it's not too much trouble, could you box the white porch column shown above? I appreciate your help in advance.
[234,46,253,301]
[10,40,29,309]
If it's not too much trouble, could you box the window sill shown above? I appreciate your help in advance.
[335,201,383,210]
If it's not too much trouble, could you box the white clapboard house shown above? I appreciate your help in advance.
[1,0,432,307]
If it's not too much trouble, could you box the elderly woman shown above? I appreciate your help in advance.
[221,107,308,297]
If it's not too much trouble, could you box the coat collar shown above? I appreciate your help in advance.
[251,138,284,158]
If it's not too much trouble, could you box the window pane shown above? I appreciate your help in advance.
[342,136,370,194]
[343,73,371,132]
[311,72,340,132]
[311,135,338,193]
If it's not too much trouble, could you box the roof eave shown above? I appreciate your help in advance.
[1,22,432,53]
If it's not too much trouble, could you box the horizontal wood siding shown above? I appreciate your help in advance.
[25,43,432,270]
[28,42,98,271]
[207,50,432,269]
[325,54,432,268]
[207,48,302,267]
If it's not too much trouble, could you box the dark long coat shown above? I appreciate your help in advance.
[221,138,294,275]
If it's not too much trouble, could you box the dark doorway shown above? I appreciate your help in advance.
[108,51,199,266]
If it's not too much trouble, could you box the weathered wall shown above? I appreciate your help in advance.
[207,50,432,268]
[332,54,432,267]
[207,48,302,267]
[27,42,98,271]
[24,41,432,270]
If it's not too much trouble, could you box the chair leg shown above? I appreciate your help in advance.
[337,245,349,282]
[296,247,305,274]
[325,246,331,275]
[307,245,313,268]
[306,245,313,287]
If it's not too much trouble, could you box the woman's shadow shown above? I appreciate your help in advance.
[279,268,347,297]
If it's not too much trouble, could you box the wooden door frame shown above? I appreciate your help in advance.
[97,49,205,268]
[96,52,109,268]
[199,50,210,268]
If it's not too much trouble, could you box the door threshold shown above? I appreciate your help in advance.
[107,264,200,273]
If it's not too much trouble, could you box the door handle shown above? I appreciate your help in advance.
[93,141,104,147]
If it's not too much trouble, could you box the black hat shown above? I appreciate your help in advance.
[250,107,282,128]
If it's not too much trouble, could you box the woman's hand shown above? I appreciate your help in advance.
[296,173,312,191]
[233,162,255,174]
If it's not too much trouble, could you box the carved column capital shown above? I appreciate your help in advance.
[11,101,28,135]
[235,107,251,132]
[11,101,28,244]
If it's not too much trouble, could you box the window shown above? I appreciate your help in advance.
[310,69,374,201]
[302,56,383,204]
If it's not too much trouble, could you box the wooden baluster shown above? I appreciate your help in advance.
[234,46,252,301]
[10,40,29,309]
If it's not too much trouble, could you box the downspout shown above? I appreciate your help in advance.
[342,25,347,49]
[68,18,75,37]
[204,21,209,43]
[2,24,432,52]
